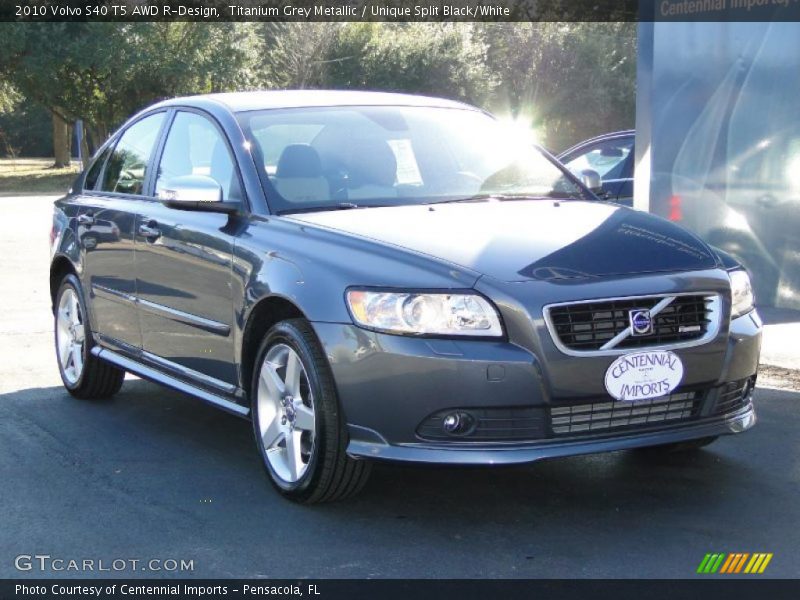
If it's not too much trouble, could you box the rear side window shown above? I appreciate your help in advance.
[83,146,111,191]
[101,113,165,195]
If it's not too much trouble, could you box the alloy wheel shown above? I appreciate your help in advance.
[256,343,316,483]
[56,287,85,385]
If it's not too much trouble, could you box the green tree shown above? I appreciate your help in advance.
[0,22,260,164]
[325,23,494,104]
[258,23,342,89]
[480,22,636,151]
[0,22,637,163]
[256,23,494,105]
[0,81,21,158]
[0,81,19,114]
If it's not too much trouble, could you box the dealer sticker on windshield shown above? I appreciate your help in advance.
[604,350,684,401]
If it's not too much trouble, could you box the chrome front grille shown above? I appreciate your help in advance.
[550,391,701,435]
[545,293,720,355]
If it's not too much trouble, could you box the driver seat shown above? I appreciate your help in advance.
[346,139,398,200]
[273,144,330,204]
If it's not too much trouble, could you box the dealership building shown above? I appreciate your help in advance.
[635,21,800,313]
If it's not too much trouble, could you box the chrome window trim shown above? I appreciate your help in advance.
[542,292,722,357]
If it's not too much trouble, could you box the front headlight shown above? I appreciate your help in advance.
[730,269,755,318]
[346,290,504,337]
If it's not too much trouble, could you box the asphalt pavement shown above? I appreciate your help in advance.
[1,195,798,578]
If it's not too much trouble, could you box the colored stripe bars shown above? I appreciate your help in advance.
[697,553,773,574]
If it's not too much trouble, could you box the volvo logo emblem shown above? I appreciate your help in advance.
[629,309,654,336]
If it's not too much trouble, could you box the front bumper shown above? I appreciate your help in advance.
[347,402,755,465]
[312,279,762,465]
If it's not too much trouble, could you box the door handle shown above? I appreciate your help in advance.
[77,213,95,226]
[138,222,161,240]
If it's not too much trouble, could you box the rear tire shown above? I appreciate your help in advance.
[637,436,719,454]
[251,319,371,503]
[54,274,125,400]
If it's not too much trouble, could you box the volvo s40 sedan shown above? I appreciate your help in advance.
[50,91,761,503]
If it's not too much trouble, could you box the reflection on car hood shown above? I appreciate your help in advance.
[286,200,718,282]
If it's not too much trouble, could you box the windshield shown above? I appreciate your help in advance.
[237,105,589,213]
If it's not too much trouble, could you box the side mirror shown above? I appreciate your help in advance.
[157,175,238,214]
[579,169,603,194]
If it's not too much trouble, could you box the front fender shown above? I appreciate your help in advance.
[233,216,480,326]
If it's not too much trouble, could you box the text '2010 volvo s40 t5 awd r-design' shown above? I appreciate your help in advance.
[50,91,761,503]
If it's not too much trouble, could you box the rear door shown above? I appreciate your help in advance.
[134,110,244,387]
[79,111,167,353]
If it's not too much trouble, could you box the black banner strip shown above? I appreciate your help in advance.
[2,579,800,600]
[3,0,800,23]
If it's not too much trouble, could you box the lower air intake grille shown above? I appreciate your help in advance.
[713,379,750,415]
[417,407,547,441]
[551,391,701,435]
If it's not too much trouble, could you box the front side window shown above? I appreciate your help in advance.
[564,137,634,180]
[101,113,165,195]
[155,111,242,202]
[238,106,588,213]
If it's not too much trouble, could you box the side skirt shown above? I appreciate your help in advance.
[91,346,250,419]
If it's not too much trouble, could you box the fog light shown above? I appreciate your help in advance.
[441,411,475,436]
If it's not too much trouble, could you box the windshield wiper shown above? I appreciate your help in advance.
[277,202,364,215]
[427,194,509,205]
[428,193,553,205]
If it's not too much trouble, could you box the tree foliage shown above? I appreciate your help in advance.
[0,82,20,115]
[323,23,493,104]
[258,23,341,89]
[0,22,259,153]
[257,23,494,105]
[480,23,637,150]
[255,22,635,150]
[0,22,636,159]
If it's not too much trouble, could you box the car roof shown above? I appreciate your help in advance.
[152,90,480,113]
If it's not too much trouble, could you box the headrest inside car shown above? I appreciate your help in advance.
[276,144,323,179]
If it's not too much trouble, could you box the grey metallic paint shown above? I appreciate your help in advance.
[50,91,762,466]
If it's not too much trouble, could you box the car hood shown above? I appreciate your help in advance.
[286,200,719,282]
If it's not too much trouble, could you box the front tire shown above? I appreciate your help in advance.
[251,319,371,503]
[54,274,125,399]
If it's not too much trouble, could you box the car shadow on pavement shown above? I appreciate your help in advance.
[3,379,798,578]
[353,441,755,517]
[3,378,789,523]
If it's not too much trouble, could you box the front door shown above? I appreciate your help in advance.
[135,110,244,387]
